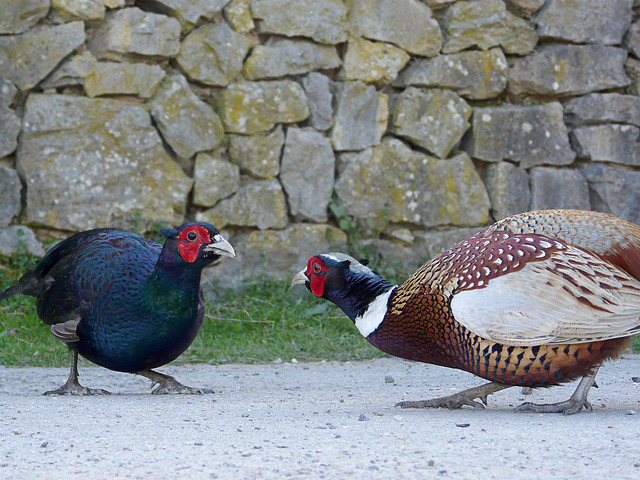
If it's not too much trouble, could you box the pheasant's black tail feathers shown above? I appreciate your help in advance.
[0,269,39,302]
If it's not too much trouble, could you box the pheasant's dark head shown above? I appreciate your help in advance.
[161,223,235,267]
[292,253,394,321]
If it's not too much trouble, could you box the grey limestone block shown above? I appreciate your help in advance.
[529,167,590,211]
[466,103,575,169]
[0,166,22,228]
[18,94,193,232]
[508,45,630,96]
[280,127,335,222]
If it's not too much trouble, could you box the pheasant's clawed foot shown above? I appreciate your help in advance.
[396,382,511,410]
[515,369,599,415]
[44,350,111,395]
[137,369,214,395]
[152,381,214,395]
[44,379,110,396]
[515,398,592,415]
[396,394,485,410]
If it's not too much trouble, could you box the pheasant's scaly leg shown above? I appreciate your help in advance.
[515,367,599,415]
[137,369,214,395]
[396,382,511,410]
[44,350,110,396]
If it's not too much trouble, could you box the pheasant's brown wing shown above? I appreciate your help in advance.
[450,241,640,346]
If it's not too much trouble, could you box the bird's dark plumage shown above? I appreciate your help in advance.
[293,210,640,414]
[0,222,235,395]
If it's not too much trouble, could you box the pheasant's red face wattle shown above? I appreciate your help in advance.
[178,226,211,263]
[307,257,329,297]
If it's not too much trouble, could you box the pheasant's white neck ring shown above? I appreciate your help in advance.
[354,287,396,338]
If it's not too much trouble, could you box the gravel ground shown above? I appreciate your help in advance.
[1,355,639,479]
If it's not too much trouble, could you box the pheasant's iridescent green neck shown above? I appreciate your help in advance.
[145,264,201,313]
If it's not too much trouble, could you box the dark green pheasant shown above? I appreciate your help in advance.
[0,223,235,395]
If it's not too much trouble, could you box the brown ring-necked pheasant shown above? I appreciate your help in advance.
[292,209,640,414]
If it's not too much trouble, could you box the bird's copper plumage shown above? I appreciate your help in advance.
[295,209,640,413]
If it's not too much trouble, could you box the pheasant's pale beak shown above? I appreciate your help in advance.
[291,268,308,286]
[204,235,235,258]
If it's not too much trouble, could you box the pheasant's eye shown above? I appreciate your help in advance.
[187,231,197,241]
[312,263,322,274]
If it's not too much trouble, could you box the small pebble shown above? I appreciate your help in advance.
[272,358,283,364]
[40,442,48,448]
[626,410,637,416]
[384,375,394,384]
[291,358,298,364]
[631,377,640,383]
[358,414,369,421]
[456,423,470,428]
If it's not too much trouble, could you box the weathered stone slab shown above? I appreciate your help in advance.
[390,88,471,159]
[537,0,633,45]
[625,20,640,58]
[228,126,284,179]
[625,57,640,96]
[413,226,484,261]
[0,0,49,34]
[331,81,388,151]
[0,226,45,258]
[176,22,251,87]
[571,125,640,167]
[280,127,335,222]
[0,78,17,109]
[480,162,530,221]
[243,38,341,80]
[88,7,181,60]
[580,163,640,225]
[40,51,97,90]
[505,0,545,15]
[149,74,225,159]
[466,103,575,168]
[393,49,507,100]
[0,166,21,228]
[529,167,590,211]
[216,81,309,134]
[335,139,490,228]
[192,153,240,207]
[202,224,347,289]
[0,22,86,90]
[565,93,640,128]
[342,37,410,85]
[84,61,166,98]
[424,0,456,8]
[224,0,254,33]
[443,0,537,55]
[347,0,442,57]
[136,0,230,32]
[18,94,192,232]
[196,179,288,230]
[0,107,21,158]
[250,0,348,44]
[299,73,333,131]
[508,45,630,96]
[51,0,105,22]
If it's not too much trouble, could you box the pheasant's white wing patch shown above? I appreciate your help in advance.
[355,287,396,338]
[450,247,640,346]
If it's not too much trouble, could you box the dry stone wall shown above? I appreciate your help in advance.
[1,0,640,289]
